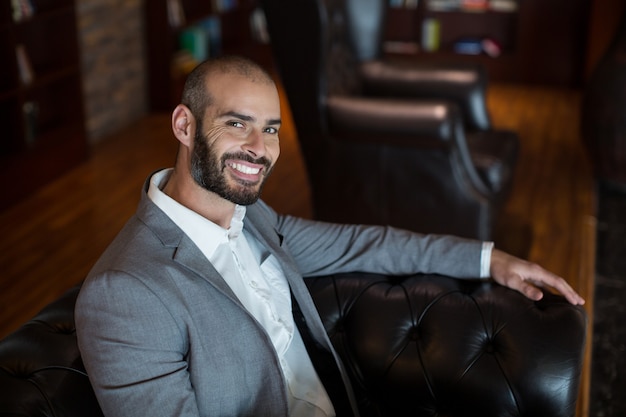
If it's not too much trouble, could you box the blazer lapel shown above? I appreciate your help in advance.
[243,204,332,341]
[138,186,360,416]
[245,204,361,416]
[135,183,240,303]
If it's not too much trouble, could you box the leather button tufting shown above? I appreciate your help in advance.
[54,325,76,335]
[483,339,496,354]
[409,327,419,342]
[334,322,344,333]
[0,273,587,417]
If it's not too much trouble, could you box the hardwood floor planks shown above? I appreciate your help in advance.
[486,84,595,417]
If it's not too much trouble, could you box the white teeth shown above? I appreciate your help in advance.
[231,163,260,175]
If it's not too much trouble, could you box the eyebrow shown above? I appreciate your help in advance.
[222,111,281,126]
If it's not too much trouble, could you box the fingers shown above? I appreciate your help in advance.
[514,273,585,305]
[500,272,543,301]
[543,277,585,305]
[523,266,586,305]
[518,280,544,301]
[490,249,586,306]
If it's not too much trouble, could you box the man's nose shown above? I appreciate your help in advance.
[242,130,265,158]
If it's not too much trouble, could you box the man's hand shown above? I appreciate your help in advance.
[489,249,585,305]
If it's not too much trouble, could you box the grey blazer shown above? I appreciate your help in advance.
[75,179,483,417]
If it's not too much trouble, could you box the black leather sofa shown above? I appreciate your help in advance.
[0,273,586,416]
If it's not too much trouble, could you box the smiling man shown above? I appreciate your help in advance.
[75,56,584,417]
[164,58,281,226]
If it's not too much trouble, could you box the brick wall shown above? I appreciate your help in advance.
[76,0,147,142]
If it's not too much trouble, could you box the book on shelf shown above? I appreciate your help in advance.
[427,0,517,12]
[421,18,440,52]
[461,0,488,11]
[15,44,34,86]
[481,37,502,57]
[212,0,239,13]
[383,41,420,54]
[177,16,222,64]
[249,7,270,44]
[171,50,198,79]
[451,37,502,56]
[199,16,222,57]
[427,0,461,12]
[453,38,483,55]
[387,0,419,8]
[11,0,35,22]
[167,0,186,28]
[179,26,208,63]
[489,0,518,12]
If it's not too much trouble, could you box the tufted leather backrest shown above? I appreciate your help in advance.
[0,274,586,416]
[0,286,104,416]
[306,273,587,417]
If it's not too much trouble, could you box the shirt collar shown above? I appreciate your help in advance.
[147,168,247,259]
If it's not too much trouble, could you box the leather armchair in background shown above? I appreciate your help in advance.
[345,0,492,132]
[0,274,586,416]
[261,0,519,240]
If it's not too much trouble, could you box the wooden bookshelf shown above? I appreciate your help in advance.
[384,0,591,87]
[0,0,87,211]
[145,0,271,113]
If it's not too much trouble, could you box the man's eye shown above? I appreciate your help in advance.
[229,121,244,128]
[265,127,278,134]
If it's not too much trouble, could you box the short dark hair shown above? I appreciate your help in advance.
[180,56,274,122]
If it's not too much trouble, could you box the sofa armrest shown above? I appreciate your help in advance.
[360,60,491,132]
[0,285,104,417]
[326,95,461,147]
[305,273,587,417]
[325,95,497,197]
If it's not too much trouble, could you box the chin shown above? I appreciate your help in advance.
[226,186,263,206]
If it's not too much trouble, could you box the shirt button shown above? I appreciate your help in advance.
[250,281,258,288]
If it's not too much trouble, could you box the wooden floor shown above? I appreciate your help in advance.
[0,82,595,415]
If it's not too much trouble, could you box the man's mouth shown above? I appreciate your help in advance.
[224,159,268,184]
[221,152,272,185]
[228,162,261,175]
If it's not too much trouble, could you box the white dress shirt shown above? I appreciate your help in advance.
[480,241,494,278]
[148,169,335,417]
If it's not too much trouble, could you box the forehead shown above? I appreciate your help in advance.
[205,71,280,113]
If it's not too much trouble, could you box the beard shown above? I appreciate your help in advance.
[190,130,273,205]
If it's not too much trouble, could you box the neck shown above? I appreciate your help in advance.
[162,168,236,229]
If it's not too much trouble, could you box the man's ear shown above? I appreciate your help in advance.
[171,104,194,147]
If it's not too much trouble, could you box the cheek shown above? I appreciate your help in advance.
[268,139,281,160]
[202,126,233,153]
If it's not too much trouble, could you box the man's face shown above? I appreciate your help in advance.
[190,73,281,205]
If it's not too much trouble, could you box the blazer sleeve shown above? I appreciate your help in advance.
[252,200,484,279]
[75,271,201,417]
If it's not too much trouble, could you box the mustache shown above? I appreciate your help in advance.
[221,152,272,170]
